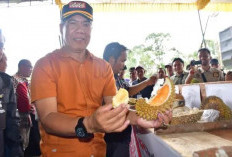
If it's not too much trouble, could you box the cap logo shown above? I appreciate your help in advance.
[69,2,86,9]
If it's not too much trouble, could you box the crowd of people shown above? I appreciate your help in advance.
[122,48,231,91]
[0,1,231,157]
[0,28,41,157]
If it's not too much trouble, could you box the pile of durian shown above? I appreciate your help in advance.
[113,79,232,124]
[171,107,203,125]
[201,96,232,120]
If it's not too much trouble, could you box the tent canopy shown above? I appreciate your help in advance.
[56,0,232,12]
[1,0,232,11]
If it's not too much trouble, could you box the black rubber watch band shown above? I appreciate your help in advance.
[75,117,94,139]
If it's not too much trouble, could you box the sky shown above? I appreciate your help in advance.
[0,2,232,75]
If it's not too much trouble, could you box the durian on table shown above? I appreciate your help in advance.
[171,107,203,125]
[201,96,232,120]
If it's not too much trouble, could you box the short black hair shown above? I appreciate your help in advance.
[18,59,30,68]
[172,57,184,65]
[198,48,211,55]
[129,67,135,72]
[210,58,219,65]
[103,42,127,62]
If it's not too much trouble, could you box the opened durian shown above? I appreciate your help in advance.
[171,107,203,125]
[201,96,232,120]
[135,77,175,120]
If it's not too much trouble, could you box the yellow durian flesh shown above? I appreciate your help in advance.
[112,88,129,108]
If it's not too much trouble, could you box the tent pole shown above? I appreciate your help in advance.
[197,10,206,48]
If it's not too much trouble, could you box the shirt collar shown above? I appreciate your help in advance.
[200,66,211,72]
[14,73,28,83]
[175,71,183,77]
[57,49,93,61]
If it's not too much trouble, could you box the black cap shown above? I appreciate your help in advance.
[61,1,93,23]
[210,59,219,65]
[172,57,184,65]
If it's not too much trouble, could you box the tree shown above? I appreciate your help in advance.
[126,33,221,79]
[205,39,220,59]
[126,32,180,77]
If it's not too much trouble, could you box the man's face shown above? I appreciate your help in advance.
[158,69,165,78]
[136,68,145,80]
[61,15,92,52]
[112,51,127,74]
[130,69,137,81]
[166,66,173,75]
[198,51,211,66]
[211,64,219,69]
[21,61,33,78]
[173,60,184,74]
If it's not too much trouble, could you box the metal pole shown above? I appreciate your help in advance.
[197,10,206,48]
[201,15,210,48]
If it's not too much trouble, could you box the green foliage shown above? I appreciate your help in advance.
[125,33,221,79]
[205,39,220,59]
[126,32,176,77]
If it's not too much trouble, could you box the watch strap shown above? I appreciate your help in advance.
[75,117,94,139]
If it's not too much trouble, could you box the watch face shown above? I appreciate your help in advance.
[76,128,86,138]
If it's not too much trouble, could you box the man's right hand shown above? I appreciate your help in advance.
[84,103,130,133]
[189,66,195,77]
[146,74,158,86]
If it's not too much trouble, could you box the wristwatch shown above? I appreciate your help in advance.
[75,117,94,139]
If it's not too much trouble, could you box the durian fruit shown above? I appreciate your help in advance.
[171,108,203,125]
[191,78,200,84]
[128,98,137,106]
[112,88,129,108]
[135,77,175,120]
[201,96,232,120]
[173,93,185,108]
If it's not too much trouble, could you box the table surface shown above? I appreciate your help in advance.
[158,129,232,157]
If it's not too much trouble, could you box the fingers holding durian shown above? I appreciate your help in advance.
[127,110,172,129]
[157,111,172,126]
[86,103,130,133]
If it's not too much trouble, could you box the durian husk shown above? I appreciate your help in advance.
[173,94,185,108]
[128,98,137,106]
[135,78,175,120]
[171,108,203,125]
[201,96,232,120]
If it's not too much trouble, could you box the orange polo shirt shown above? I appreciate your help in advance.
[31,49,116,157]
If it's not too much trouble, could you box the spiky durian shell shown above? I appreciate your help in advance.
[201,96,232,120]
[135,78,175,120]
[171,110,203,125]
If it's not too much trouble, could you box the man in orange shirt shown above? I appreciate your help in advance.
[31,1,129,156]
